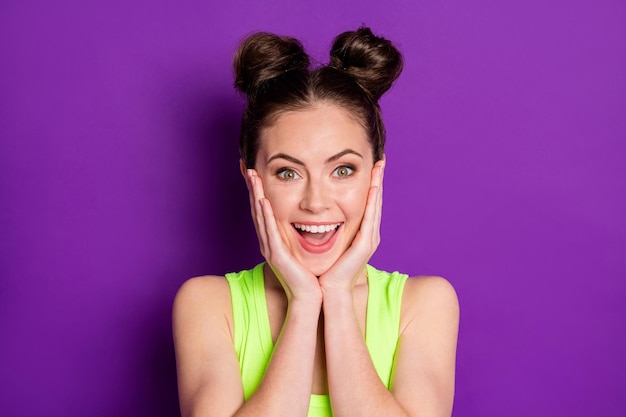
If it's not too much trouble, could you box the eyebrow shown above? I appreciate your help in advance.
[267,149,364,166]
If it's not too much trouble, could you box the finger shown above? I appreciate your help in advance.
[255,195,270,256]
[370,163,381,189]
[245,169,257,219]
[379,157,385,190]
[358,184,379,244]
[246,169,266,209]
[251,174,291,258]
[374,162,384,231]
[243,170,262,249]
[259,197,285,256]
[247,171,270,255]
[250,169,271,249]
[364,160,385,233]
[249,169,266,201]
[373,160,384,197]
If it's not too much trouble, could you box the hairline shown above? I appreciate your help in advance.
[259,98,371,141]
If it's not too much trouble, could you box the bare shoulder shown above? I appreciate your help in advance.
[174,275,231,309]
[172,275,233,336]
[392,275,459,416]
[173,275,245,416]
[400,274,459,333]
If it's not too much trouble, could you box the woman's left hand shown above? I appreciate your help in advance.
[318,158,385,292]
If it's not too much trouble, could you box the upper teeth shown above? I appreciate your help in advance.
[294,223,341,233]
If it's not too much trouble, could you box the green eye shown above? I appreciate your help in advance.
[277,168,299,180]
[334,166,354,177]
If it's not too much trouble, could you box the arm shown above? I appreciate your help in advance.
[173,276,244,417]
[322,286,410,417]
[391,276,459,417]
[173,275,322,417]
[323,276,459,417]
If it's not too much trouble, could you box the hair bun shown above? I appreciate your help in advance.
[234,32,310,96]
[329,26,403,100]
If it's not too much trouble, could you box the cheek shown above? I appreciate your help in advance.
[337,179,370,217]
[264,185,296,222]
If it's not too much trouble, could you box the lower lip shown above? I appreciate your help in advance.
[294,225,341,254]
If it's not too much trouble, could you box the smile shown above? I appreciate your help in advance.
[293,223,341,233]
[292,222,342,254]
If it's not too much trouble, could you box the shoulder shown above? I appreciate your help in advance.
[172,275,233,335]
[400,275,459,334]
[391,275,459,416]
[174,275,231,310]
[402,274,458,306]
[173,275,245,415]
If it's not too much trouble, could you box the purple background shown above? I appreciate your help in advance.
[1,1,625,416]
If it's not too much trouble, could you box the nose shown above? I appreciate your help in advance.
[299,178,331,213]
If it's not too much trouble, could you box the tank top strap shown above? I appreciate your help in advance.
[225,263,274,400]
[364,264,408,388]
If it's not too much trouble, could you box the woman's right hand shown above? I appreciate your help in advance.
[245,168,322,304]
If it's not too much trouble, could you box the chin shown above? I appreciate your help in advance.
[301,256,336,277]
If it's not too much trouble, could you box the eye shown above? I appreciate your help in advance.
[276,168,300,181]
[333,165,355,178]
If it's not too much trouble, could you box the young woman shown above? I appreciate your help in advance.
[173,27,459,417]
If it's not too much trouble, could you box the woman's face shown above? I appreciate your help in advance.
[254,102,375,276]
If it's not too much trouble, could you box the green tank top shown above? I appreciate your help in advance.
[225,263,408,417]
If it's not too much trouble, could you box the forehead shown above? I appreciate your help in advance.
[258,103,372,161]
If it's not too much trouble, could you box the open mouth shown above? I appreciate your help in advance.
[292,222,342,252]
[293,223,341,234]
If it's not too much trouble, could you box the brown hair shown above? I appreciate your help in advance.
[234,26,403,168]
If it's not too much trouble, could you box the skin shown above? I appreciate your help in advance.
[173,102,460,417]
[250,103,377,288]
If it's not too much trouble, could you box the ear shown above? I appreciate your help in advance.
[239,159,248,179]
